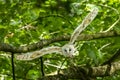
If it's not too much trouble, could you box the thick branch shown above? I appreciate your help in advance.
[0,30,120,53]
[40,61,120,80]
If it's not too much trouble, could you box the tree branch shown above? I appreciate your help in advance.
[39,61,120,80]
[0,30,120,53]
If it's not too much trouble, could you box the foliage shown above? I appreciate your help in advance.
[0,0,120,80]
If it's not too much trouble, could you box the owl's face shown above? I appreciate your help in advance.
[61,44,75,57]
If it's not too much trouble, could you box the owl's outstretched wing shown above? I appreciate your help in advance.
[16,46,62,61]
[69,7,98,44]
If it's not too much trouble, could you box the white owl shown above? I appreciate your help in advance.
[16,7,98,60]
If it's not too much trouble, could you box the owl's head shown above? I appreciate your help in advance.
[61,44,75,57]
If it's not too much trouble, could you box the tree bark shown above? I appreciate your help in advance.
[40,61,120,80]
[0,30,120,53]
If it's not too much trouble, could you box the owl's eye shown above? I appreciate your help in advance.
[64,49,67,52]
[69,48,71,51]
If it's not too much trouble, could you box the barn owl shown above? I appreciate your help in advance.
[16,7,98,60]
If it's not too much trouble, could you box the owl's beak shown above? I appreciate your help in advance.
[68,54,74,58]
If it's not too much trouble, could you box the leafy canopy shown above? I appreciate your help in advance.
[0,0,120,80]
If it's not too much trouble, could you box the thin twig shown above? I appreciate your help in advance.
[57,58,67,74]
[99,4,120,32]
[102,49,120,65]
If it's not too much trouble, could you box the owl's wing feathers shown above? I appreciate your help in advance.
[16,46,62,61]
[70,7,98,44]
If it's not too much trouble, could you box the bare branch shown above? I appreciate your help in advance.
[0,30,120,53]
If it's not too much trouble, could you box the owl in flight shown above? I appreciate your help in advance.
[16,8,98,60]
